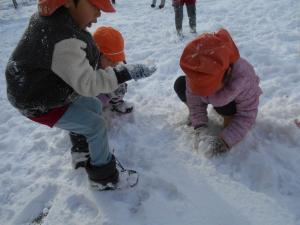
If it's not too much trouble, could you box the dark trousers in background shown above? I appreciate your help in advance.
[152,0,166,6]
[173,76,236,127]
[173,4,196,32]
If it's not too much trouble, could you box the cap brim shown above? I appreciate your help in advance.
[91,0,116,13]
[105,51,125,62]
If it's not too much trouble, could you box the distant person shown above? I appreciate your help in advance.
[93,26,133,114]
[151,0,165,9]
[295,119,300,128]
[5,0,155,190]
[174,29,262,157]
[172,0,196,37]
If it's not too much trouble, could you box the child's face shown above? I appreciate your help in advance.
[66,0,101,29]
[99,54,119,69]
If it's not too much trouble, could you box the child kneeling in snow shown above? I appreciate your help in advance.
[93,26,133,114]
[174,28,262,157]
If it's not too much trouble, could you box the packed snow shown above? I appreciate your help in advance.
[0,0,299,224]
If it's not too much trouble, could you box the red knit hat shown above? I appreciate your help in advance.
[180,28,240,96]
[38,0,115,16]
[93,26,125,62]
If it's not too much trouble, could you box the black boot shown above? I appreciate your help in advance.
[158,4,164,9]
[85,155,119,190]
[69,132,89,169]
[151,4,155,8]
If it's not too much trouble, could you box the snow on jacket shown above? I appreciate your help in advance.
[5,7,118,118]
[186,58,262,147]
[172,0,196,6]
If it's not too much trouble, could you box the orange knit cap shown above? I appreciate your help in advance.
[93,26,125,62]
[180,28,240,96]
[38,0,115,16]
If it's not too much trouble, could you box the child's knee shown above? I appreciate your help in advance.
[89,116,106,134]
[86,97,102,114]
[174,76,187,102]
[93,97,102,114]
[174,76,186,92]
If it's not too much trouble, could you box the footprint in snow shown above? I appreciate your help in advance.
[13,184,58,225]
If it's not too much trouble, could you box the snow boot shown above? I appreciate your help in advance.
[110,99,134,114]
[86,155,139,191]
[190,26,197,34]
[159,4,164,9]
[86,155,119,191]
[177,29,184,40]
[69,132,89,169]
[151,4,155,8]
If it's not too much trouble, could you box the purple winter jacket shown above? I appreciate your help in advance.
[186,58,262,147]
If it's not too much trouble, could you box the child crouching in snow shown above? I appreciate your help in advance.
[174,28,262,157]
[93,26,133,114]
[5,0,155,190]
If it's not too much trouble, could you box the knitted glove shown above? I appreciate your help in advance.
[193,125,208,150]
[204,136,229,158]
[114,64,156,83]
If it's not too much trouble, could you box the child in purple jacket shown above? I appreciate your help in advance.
[174,28,262,157]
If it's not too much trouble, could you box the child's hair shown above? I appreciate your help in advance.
[180,28,240,96]
[73,0,80,6]
[93,26,125,62]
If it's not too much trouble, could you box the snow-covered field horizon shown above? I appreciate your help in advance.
[0,0,300,224]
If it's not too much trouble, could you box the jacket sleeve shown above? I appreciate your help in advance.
[220,87,261,147]
[51,38,119,97]
[186,85,208,128]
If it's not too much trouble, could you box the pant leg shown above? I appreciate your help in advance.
[186,4,196,29]
[214,100,236,128]
[174,5,184,31]
[55,96,112,166]
[152,0,157,5]
[174,76,187,103]
[77,96,102,114]
[223,116,233,128]
[214,101,237,116]
[160,0,166,5]
[96,94,111,108]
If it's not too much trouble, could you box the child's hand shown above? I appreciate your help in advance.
[124,64,156,81]
[204,137,229,158]
[193,125,208,150]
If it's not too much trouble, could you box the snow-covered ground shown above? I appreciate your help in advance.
[1,0,300,224]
